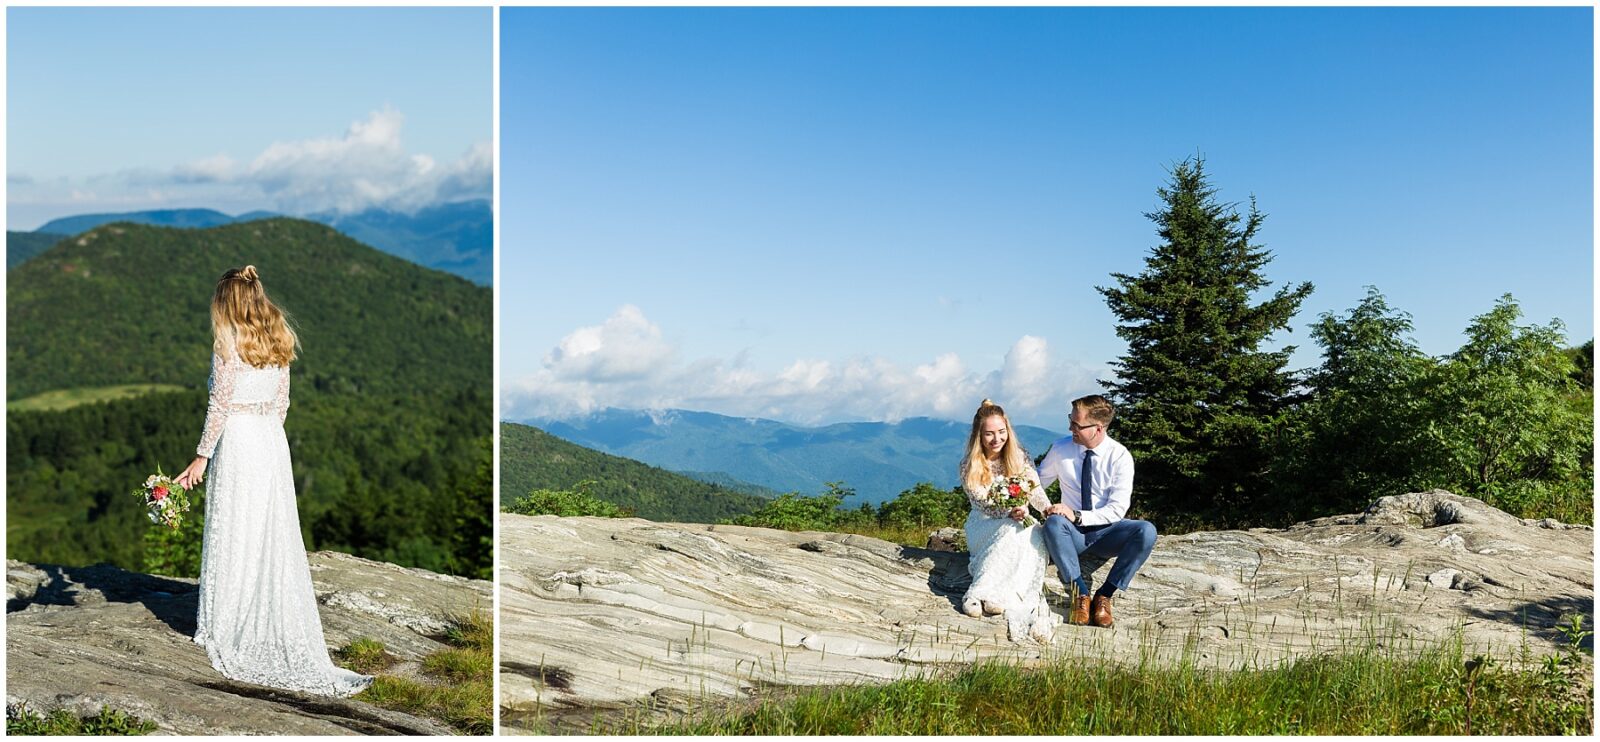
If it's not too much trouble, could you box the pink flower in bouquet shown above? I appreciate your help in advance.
[1007,483,1022,496]
[152,486,168,501]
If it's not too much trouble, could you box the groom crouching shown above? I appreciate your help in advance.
[1036,395,1156,628]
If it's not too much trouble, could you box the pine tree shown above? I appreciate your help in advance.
[1098,158,1313,528]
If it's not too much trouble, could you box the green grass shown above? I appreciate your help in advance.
[334,608,493,735]
[829,522,958,549]
[579,630,1592,736]
[7,384,186,412]
[5,706,158,736]
[358,675,492,735]
[332,637,397,675]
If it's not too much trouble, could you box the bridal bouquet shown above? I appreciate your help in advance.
[986,475,1039,526]
[134,469,192,530]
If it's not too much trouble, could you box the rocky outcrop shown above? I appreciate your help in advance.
[6,552,492,735]
[498,491,1592,732]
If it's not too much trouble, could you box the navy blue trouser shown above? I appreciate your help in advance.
[1040,515,1157,594]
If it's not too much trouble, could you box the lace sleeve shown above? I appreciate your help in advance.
[274,366,291,424]
[1025,465,1053,514]
[960,462,1011,519]
[196,353,238,458]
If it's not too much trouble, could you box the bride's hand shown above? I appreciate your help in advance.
[175,457,209,489]
[1009,507,1028,522]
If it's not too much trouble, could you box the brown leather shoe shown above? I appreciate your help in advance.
[1091,595,1114,628]
[1069,595,1091,625]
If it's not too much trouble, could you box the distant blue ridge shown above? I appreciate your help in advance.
[31,201,492,285]
[521,407,1065,505]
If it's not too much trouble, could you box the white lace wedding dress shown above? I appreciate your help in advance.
[961,459,1058,643]
[192,351,372,696]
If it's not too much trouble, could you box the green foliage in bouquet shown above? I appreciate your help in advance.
[142,488,205,577]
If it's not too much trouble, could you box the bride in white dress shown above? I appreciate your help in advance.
[958,399,1058,643]
[174,265,371,697]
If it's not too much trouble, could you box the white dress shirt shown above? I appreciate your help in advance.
[1036,434,1135,527]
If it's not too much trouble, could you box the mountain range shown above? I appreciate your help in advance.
[18,200,491,284]
[520,408,1066,504]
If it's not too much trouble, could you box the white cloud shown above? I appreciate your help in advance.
[504,306,1107,427]
[244,108,489,213]
[172,154,236,184]
[544,304,675,382]
[9,109,489,221]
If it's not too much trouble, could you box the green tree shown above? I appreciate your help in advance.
[447,436,494,580]
[1098,158,1313,528]
[1566,339,1593,390]
[876,482,968,531]
[1425,295,1591,519]
[1276,288,1438,518]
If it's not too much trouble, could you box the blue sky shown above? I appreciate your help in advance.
[500,7,1593,428]
[7,7,491,229]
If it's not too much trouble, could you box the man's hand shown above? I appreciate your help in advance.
[1046,503,1076,519]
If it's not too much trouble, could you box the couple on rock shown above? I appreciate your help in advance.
[958,396,1157,643]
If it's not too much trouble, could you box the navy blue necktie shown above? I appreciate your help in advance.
[1080,449,1095,512]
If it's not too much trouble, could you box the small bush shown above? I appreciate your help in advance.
[724,481,972,548]
[505,483,632,518]
[724,482,863,531]
[876,483,968,532]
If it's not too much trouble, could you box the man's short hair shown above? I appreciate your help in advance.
[1071,394,1115,426]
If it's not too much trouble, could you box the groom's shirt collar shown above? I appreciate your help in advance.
[1036,434,1134,527]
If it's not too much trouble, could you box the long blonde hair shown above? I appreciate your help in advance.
[211,265,298,367]
[960,399,1030,492]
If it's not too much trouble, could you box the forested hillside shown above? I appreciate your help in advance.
[6,219,492,578]
[500,422,768,522]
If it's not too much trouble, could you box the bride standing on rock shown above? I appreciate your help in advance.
[173,265,371,697]
[959,399,1058,642]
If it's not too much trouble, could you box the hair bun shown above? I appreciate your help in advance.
[240,265,259,281]
[980,398,995,407]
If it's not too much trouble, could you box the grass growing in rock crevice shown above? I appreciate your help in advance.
[635,630,1592,735]
[333,637,399,675]
[334,609,493,735]
[5,706,158,736]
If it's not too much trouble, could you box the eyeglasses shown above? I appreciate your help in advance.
[1068,421,1102,432]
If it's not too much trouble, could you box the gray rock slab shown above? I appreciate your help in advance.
[497,490,1592,732]
[6,551,491,735]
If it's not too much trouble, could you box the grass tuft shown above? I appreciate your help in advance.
[335,607,493,735]
[333,637,397,675]
[444,606,494,652]
[359,675,493,736]
[6,706,158,736]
